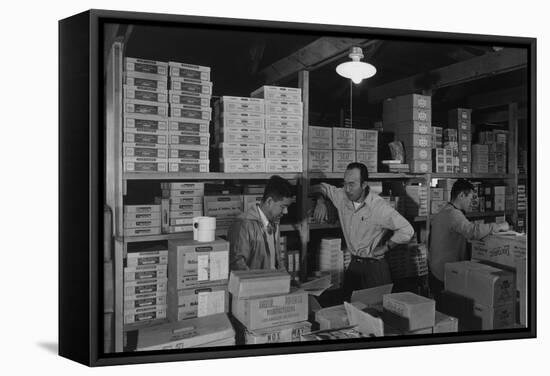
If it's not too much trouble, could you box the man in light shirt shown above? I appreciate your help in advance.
[314,162,415,298]
[428,179,509,301]
[228,175,293,271]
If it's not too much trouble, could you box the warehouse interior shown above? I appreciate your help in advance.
[102,19,530,353]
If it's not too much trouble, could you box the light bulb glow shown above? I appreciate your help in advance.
[336,61,377,84]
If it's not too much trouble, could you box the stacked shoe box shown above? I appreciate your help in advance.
[123,58,169,173]
[167,61,212,173]
[517,184,527,212]
[204,184,243,234]
[332,128,356,172]
[308,126,333,173]
[214,96,266,173]
[229,270,310,344]
[443,129,460,173]
[319,238,344,289]
[159,182,204,234]
[472,144,489,173]
[479,131,507,174]
[252,86,304,173]
[167,238,230,323]
[383,94,432,173]
[449,108,472,174]
[402,185,428,217]
[432,148,454,173]
[124,246,168,325]
[123,205,162,237]
[431,126,443,148]
[355,129,378,173]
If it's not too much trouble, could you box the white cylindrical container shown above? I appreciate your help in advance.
[192,216,216,242]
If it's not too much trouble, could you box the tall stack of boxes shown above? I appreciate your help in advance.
[402,184,428,217]
[308,126,333,173]
[448,108,472,174]
[432,148,454,173]
[442,261,516,330]
[214,96,266,173]
[383,94,432,173]
[479,130,508,174]
[123,205,162,236]
[159,182,204,234]
[517,184,527,213]
[168,61,212,173]
[123,58,169,173]
[124,247,168,325]
[442,128,460,173]
[252,86,304,173]
[355,129,378,173]
[318,238,344,289]
[472,144,489,173]
[167,238,230,323]
[332,128,356,172]
[229,270,310,344]
[431,126,443,148]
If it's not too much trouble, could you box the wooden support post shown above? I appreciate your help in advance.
[508,103,519,227]
[298,70,310,282]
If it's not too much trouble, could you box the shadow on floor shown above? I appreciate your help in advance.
[37,342,58,355]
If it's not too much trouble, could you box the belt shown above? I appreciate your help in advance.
[351,254,381,263]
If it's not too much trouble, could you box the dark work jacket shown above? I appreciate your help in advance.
[227,206,285,271]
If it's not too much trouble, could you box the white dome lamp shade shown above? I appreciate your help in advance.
[336,47,377,84]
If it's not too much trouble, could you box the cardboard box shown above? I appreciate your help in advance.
[243,321,311,344]
[126,57,168,75]
[124,85,168,103]
[251,85,302,102]
[124,218,162,229]
[124,98,169,117]
[355,129,379,150]
[469,302,516,330]
[125,71,168,90]
[411,160,431,173]
[220,96,265,114]
[396,133,432,148]
[124,305,167,324]
[168,148,208,160]
[127,249,168,267]
[168,285,229,321]
[170,103,211,121]
[406,146,431,161]
[170,77,213,95]
[124,128,168,145]
[433,311,459,333]
[265,100,303,115]
[168,118,209,133]
[168,91,210,107]
[124,161,168,173]
[124,113,169,131]
[136,313,235,351]
[168,161,209,173]
[384,107,431,123]
[231,290,308,330]
[220,131,266,145]
[448,108,472,123]
[219,158,266,173]
[168,61,211,81]
[124,205,161,214]
[332,128,355,150]
[316,302,366,330]
[123,143,168,158]
[444,261,516,306]
[266,146,302,159]
[220,143,264,159]
[265,133,302,145]
[124,264,167,281]
[265,114,303,130]
[382,292,436,331]
[124,278,168,297]
[168,133,209,146]
[309,126,333,149]
[266,158,303,173]
[333,150,356,172]
[228,270,291,299]
[217,114,265,130]
[168,238,229,290]
[124,291,167,309]
[385,120,431,135]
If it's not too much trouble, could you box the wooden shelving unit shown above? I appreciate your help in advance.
[124,172,302,181]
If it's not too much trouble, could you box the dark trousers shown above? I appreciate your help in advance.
[342,256,392,301]
[428,272,444,309]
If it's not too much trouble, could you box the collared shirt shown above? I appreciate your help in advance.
[320,183,414,258]
[429,203,499,281]
[257,205,276,269]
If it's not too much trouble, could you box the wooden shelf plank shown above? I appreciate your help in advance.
[124,318,169,333]
[431,173,513,179]
[124,172,302,181]
[309,172,423,180]
[414,211,510,222]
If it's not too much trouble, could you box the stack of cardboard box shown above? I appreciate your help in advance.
[441,261,516,330]
[308,126,333,173]
[332,128,356,172]
[167,61,212,173]
[442,128,460,173]
[123,58,169,173]
[159,182,204,234]
[203,186,243,234]
[430,187,446,214]
[383,292,436,334]
[517,184,527,212]
[214,96,266,173]
[123,205,162,237]
[124,247,168,326]
[383,94,432,173]
[431,126,443,148]
[432,148,454,173]
[479,130,508,174]
[385,243,428,280]
[229,270,310,344]
[355,129,379,173]
[472,144,489,173]
[448,108,472,174]
[319,237,345,289]
[402,184,428,217]
[252,86,304,173]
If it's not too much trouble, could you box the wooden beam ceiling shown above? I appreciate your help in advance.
[473,107,527,124]
[467,86,527,110]
[257,37,371,85]
[368,48,527,104]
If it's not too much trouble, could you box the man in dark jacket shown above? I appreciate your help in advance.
[228,175,293,270]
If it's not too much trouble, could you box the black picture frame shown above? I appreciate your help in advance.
[59,9,536,367]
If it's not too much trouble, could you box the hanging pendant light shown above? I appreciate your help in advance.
[336,47,377,84]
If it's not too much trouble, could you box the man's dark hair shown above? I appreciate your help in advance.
[262,175,293,202]
[451,179,475,200]
[346,162,369,184]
